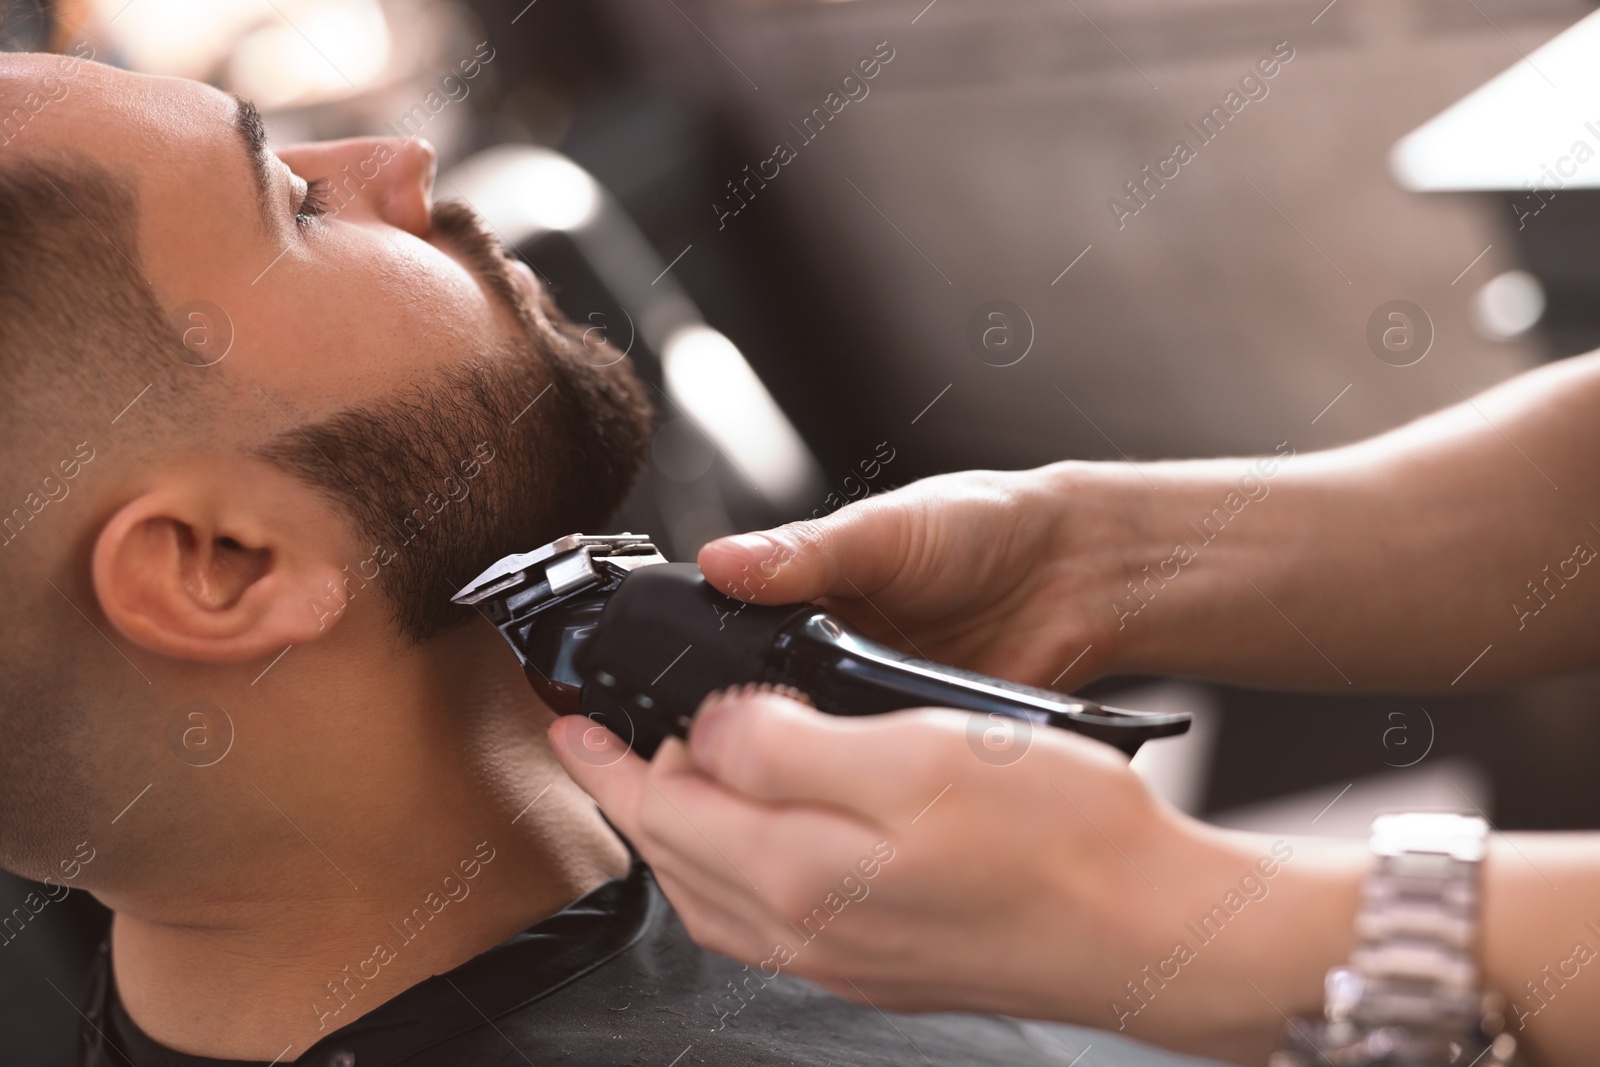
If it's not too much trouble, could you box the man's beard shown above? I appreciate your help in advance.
[258,200,654,642]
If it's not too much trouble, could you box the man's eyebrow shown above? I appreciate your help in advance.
[229,93,275,231]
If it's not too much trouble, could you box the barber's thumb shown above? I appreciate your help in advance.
[698,508,902,605]
[686,689,937,816]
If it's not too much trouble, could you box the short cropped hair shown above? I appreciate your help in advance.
[0,155,191,467]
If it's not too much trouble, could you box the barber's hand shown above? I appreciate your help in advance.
[549,691,1353,1063]
[697,466,1136,687]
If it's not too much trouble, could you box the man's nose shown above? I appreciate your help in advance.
[375,137,436,235]
[279,136,437,235]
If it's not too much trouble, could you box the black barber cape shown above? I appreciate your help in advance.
[78,858,1207,1067]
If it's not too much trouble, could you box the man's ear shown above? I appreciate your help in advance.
[91,463,354,662]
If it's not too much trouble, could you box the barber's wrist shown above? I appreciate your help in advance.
[1147,827,1366,1063]
[1028,459,1247,679]
[1032,453,1328,684]
[1025,459,1160,680]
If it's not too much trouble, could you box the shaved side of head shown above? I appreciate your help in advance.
[0,146,192,878]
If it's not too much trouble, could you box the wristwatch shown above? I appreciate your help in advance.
[1271,812,1518,1067]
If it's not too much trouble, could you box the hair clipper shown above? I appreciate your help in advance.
[451,533,1189,758]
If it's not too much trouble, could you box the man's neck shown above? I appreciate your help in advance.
[112,777,627,1060]
[106,629,631,1061]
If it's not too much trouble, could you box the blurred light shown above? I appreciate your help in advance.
[89,0,274,78]
[90,0,390,107]
[1392,9,1600,190]
[1472,270,1546,340]
[661,325,815,505]
[445,145,601,241]
[229,0,391,108]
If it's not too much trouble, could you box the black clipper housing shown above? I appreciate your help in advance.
[452,533,1190,758]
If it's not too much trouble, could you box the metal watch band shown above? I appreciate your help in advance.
[1272,811,1517,1067]
[1344,812,1487,1034]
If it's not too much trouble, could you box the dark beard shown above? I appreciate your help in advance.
[257,200,654,642]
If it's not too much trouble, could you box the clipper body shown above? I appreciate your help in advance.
[453,534,1190,758]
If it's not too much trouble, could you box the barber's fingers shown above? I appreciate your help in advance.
[647,862,774,962]
[545,720,787,924]
[548,720,878,915]
[686,690,963,820]
[642,736,894,924]
[639,735,881,884]
[547,716,653,841]
[697,498,913,606]
[546,723,758,915]
[635,751,781,946]
[626,738,782,914]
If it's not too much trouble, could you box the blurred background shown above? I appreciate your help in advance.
[6,0,1600,1061]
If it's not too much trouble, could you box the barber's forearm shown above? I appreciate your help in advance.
[1056,352,1600,689]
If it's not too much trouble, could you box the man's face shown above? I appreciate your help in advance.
[46,60,536,422]
[0,54,652,882]
[23,57,651,641]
